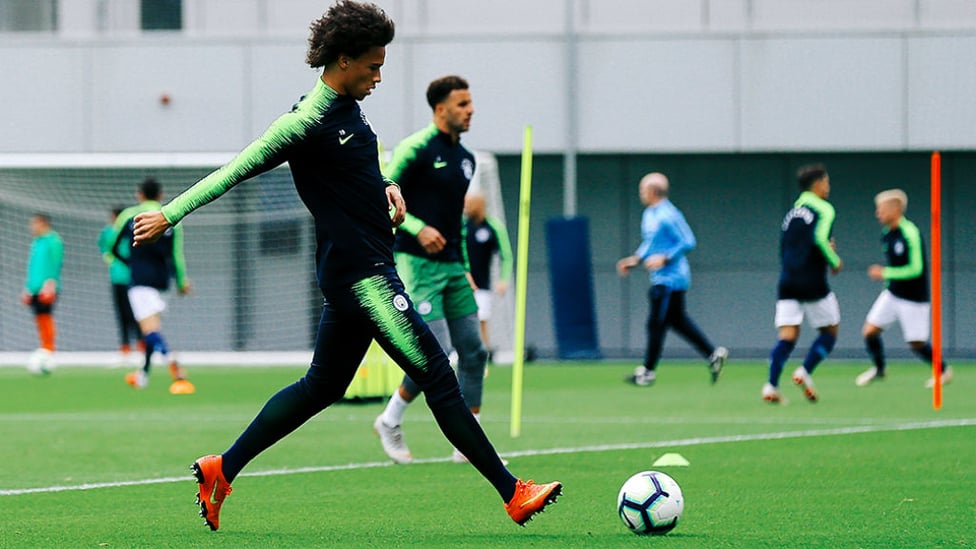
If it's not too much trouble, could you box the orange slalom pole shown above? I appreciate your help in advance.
[930,151,942,410]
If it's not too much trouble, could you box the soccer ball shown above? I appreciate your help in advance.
[26,348,54,375]
[617,470,684,535]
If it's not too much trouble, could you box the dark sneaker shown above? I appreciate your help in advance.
[709,346,728,384]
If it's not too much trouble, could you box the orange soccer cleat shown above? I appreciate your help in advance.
[192,454,233,531]
[504,478,562,526]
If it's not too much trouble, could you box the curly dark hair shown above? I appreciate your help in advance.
[796,163,828,191]
[306,1,395,69]
[425,75,469,110]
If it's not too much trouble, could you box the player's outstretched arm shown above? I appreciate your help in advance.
[132,211,171,246]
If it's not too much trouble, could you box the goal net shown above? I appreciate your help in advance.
[0,153,317,359]
[0,152,515,366]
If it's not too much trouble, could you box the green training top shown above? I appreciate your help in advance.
[98,224,131,285]
[25,231,64,294]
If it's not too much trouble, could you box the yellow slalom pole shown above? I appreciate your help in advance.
[510,125,533,438]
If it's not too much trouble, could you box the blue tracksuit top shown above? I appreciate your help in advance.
[634,199,695,291]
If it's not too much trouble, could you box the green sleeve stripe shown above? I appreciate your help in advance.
[400,213,426,236]
[383,123,438,183]
[162,82,337,225]
[883,219,925,280]
[804,194,841,268]
[486,215,513,280]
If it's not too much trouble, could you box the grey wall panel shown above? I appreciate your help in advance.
[247,43,323,142]
[90,44,247,152]
[0,46,89,152]
[420,0,566,34]
[919,0,976,28]
[583,0,705,33]
[749,0,917,31]
[907,36,976,149]
[740,37,905,150]
[577,38,738,152]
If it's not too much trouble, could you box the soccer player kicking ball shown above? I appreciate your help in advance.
[855,189,953,388]
[132,0,560,532]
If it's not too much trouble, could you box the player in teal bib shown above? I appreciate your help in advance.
[21,213,63,372]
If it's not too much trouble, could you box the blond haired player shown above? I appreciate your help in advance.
[856,189,952,388]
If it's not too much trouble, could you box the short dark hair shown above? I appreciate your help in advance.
[426,75,469,110]
[31,212,51,225]
[139,177,161,200]
[797,164,828,191]
[306,1,395,69]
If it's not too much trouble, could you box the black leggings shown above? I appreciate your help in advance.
[220,272,516,499]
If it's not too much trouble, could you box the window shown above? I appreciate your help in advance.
[141,0,182,30]
[0,0,57,32]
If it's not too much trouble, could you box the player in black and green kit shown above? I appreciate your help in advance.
[764,164,843,404]
[112,178,193,393]
[131,1,559,532]
[855,189,952,388]
[373,75,492,465]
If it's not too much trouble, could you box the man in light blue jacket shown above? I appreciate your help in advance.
[616,172,727,387]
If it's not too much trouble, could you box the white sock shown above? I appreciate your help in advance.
[381,390,410,426]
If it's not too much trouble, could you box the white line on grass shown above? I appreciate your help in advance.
[2,418,973,497]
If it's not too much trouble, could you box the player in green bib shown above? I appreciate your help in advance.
[98,205,141,364]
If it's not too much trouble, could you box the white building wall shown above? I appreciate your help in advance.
[1,0,974,154]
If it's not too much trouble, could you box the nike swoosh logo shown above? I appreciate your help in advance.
[433,160,448,169]
[339,134,354,145]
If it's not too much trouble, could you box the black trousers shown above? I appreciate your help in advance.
[644,284,715,371]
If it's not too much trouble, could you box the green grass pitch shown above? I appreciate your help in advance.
[0,359,973,548]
